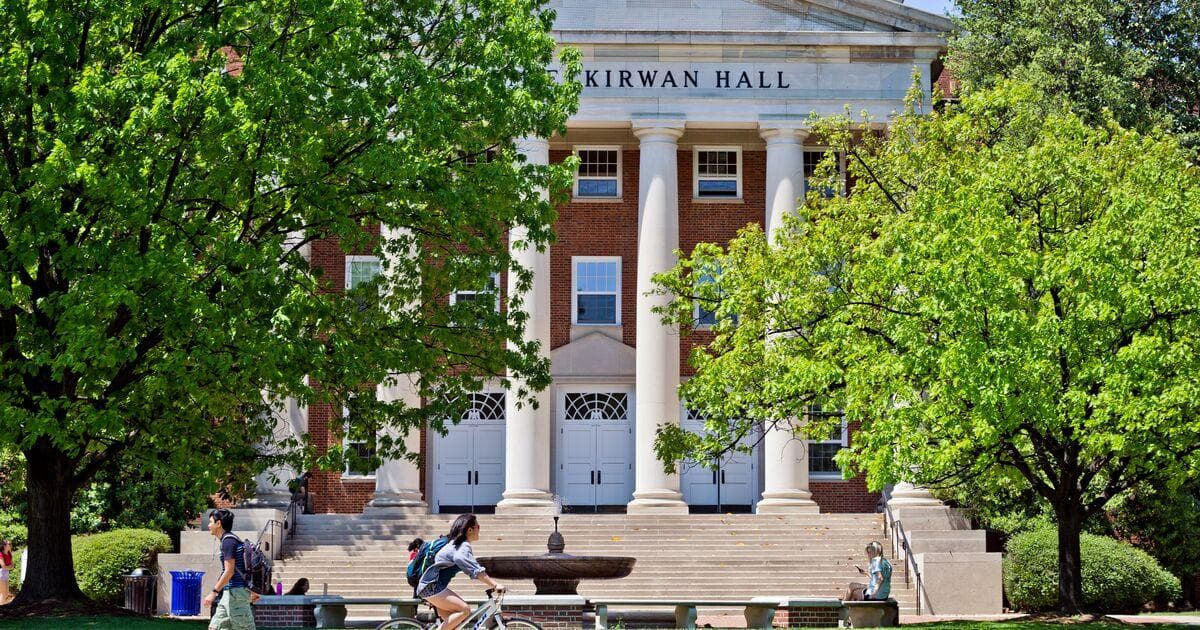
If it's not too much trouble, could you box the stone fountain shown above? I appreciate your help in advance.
[478,517,636,595]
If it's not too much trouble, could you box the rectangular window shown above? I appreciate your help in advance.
[574,147,620,198]
[346,256,381,290]
[451,272,500,311]
[343,405,377,478]
[803,150,845,198]
[694,270,718,328]
[807,404,847,477]
[694,148,741,198]
[573,257,620,325]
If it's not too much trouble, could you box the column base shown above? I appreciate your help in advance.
[756,491,820,514]
[496,490,558,515]
[362,492,427,516]
[627,490,688,515]
[243,491,292,509]
[887,482,943,507]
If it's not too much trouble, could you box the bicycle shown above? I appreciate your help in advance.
[376,589,543,630]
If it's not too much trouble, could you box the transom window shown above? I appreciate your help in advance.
[451,272,500,311]
[573,257,620,325]
[807,404,848,477]
[564,392,629,422]
[694,148,741,198]
[461,392,506,422]
[803,150,846,198]
[343,404,377,478]
[574,147,620,198]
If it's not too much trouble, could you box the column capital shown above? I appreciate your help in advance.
[516,136,550,157]
[632,120,685,143]
[759,126,810,143]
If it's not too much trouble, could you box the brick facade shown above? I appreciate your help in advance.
[253,602,317,628]
[303,145,879,515]
[773,604,842,628]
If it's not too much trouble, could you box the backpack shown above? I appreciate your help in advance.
[223,533,273,595]
[406,536,450,591]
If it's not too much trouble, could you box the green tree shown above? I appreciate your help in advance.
[951,0,1200,148]
[653,82,1200,614]
[0,0,579,608]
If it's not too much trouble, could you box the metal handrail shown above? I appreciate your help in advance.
[883,503,932,616]
[285,494,301,540]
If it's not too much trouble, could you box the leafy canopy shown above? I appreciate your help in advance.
[0,0,579,507]
[654,81,1200,519]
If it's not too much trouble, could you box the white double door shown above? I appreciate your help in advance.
[680,408,759,512]
[433,393,506,513]
[557,389,635,511]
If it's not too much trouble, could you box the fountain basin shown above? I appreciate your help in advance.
[478,555,636,595]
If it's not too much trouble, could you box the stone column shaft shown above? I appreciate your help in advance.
[757,125,818,514]
[629,122,688,514]
[366,375,427,514]
[497,137,555,514]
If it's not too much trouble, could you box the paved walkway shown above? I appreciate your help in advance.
[1110,615,1200,626]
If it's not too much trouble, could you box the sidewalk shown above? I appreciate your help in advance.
[1109,615,1200,626]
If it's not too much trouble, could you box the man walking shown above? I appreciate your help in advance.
[203,509,257,630]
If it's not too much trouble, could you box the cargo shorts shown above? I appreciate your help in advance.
[209,587,255,630]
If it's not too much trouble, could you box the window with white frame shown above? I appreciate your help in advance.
[694,148,741,198]
[803,150,845,198]
[574,147,620,198]
[451,272,500,311]
[807,403,848,476]
[573,257,620,325]
[346,256,382,310]
[343,405,378,478]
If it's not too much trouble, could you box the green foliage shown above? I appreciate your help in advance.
[69,459,217,535]
[654,81,1200,612]
[951,0,1200,148]
[0,0,579,600]
[71,530,172,605]
[1004,528,1181,612]
[1107,479,1200,591]
[0,511,27,547]
[0,447,24,516]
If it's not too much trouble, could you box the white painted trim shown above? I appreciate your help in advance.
[450,271,501,311]
[572,256,622,325]
[344,255,381,291]
[572,145,622,200]
[807,412,849,479]
[693,146,743,200]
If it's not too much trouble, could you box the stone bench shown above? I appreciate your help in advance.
[842,599,899,628]
[591,598,778,629]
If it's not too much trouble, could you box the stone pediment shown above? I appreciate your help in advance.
[551,331,636,378]
[550,0,953,34]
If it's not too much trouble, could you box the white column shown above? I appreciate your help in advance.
[628,122,688,515]
[757,125,819,514]
[365,375,427,514]
[497,137,556,514]
[246,395,307,508]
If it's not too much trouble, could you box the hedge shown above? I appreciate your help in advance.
[1004,527,1182,612]
[72,529,172,605]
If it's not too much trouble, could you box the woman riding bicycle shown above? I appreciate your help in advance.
[415,514,506,630]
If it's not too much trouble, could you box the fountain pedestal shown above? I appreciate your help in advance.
[478,517,636,596]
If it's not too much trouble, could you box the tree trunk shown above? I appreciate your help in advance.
[12,441,87,604]
[1056,504,1085,614]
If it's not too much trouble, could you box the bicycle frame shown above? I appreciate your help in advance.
[425,590,504,630]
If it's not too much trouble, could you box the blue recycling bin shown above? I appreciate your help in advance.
[169,570,205,616]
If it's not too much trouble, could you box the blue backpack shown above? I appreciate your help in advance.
[406,536,449,591]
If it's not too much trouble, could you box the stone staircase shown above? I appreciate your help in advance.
[273,513,916,620]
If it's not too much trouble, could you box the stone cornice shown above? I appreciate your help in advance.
[553,30,946,49]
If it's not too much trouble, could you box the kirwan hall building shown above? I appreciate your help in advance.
[252,0,954,518]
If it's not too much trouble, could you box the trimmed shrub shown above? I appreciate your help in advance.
[1005,526,1182,612]
[0,512,27,547]
[72,529,172,604]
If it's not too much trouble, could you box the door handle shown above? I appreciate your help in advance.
[712,470,717,485]
[474,470,479,485]
[597,470,602,484]
[468,471,472,485]
[721,470,725,484]
[590,470,595,485]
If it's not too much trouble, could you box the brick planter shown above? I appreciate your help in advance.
[503,595,587,629]
[769,598,844,628]
[252,595,317,628]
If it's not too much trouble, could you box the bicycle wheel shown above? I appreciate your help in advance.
[375,617,428,630]
[497,616,543,630]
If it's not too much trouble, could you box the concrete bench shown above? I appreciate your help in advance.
[591,598,778,629]
[843,599,899,627]
[306,596,422,628]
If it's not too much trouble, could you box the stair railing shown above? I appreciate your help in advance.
[286,493,301,540]
[883,503,931,616]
